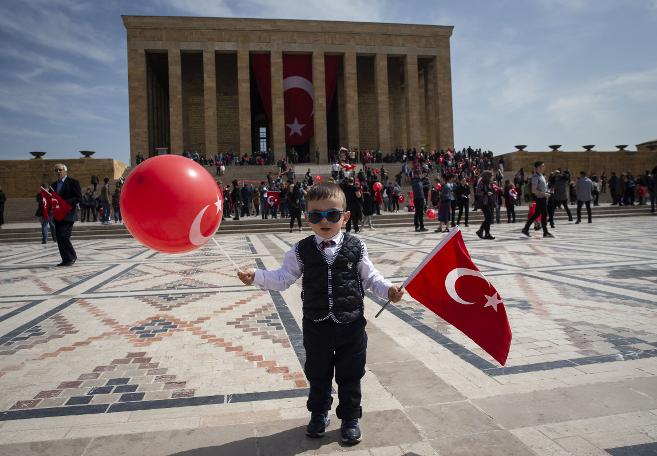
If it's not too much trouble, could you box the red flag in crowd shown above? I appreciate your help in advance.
[266,190,279,209]
[47,187,73,221]
[39,187,51,221]
[403,227,512,365]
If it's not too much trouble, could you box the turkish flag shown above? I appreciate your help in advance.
[403,228,512,365]
[48,188,73,222]
[283,54,313,146]
[266,191,279,209]
[39,187,51,221]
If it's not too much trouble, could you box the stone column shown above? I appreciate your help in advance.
[435,48,454,150]
[127,48,148,165]
[312,52,328,163]
[343,52,359,150]
[425,61,437,150]
[237,48,252,154]
[203,49,217,157]
[405,53,421,150]
[270,50,286,162]
[168,48,183,154]
[375,53,391,154]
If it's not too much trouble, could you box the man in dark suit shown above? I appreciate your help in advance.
[51,164,81,266]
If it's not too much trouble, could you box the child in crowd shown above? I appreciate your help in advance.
[237,183,404,445]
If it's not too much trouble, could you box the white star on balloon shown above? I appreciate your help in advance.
[214,194,223,214]
[483,292,503,312]
[286,117,305,137]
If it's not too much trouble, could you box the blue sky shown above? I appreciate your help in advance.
[1,0,656,164]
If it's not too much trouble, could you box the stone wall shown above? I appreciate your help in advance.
[0,159,128,198]
[496,150,657,176]
[215,53,239,154]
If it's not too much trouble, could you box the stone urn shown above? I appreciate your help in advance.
[514,145,527,151]
[615,145,628,151]
[548,145,561,152]
[582,145,595,151]
[30,151,46,159]
[80,150,95,158]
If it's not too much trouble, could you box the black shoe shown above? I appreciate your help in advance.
[41,240,46,244]
[550,224,555,229]
[57,261,73,267]
[534,224,541,231]
[588,220,592,223]
[341,418,362,445]
[521,228,530,237]
[543,232,554,238]
[568,218,573,222]
[464,223,469,227]
[419,228,428,232]
[415,227,420,232]
[575,220,581,224]
[484,234,495,240]
[476,230,484,239]
[306,413,329,438]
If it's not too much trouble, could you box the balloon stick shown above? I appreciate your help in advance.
[211,237,243,271]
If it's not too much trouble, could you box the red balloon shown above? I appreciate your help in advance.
[434,183,442,191]
[373,182,383,191]
[314,175,323,182]
[398,195,405,203]
[426,208,437,220]
[120,155,224,253]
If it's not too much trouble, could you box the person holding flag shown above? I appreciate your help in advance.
[237,183,404,445]
[50,164,81,266]
[35,186,56,244]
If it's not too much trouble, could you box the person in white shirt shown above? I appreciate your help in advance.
[238,183,403,445]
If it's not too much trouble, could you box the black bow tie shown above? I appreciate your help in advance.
[319,240,336,250]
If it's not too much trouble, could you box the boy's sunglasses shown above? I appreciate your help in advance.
[307,209,344,224]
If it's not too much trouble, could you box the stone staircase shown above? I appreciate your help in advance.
[0,204,650,244]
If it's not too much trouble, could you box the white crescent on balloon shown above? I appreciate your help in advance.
[189,194,222,246]
[444,268,489,305]
[283,76,314,99]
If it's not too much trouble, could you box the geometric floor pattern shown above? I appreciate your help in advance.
[0,215,656,455]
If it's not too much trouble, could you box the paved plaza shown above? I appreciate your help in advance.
[0,216,656,455]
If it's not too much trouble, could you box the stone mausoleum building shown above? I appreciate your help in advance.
[123,16,454,165]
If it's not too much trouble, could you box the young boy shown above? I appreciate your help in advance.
[237,183,404,445]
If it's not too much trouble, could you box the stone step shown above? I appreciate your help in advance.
[0,206,650,243]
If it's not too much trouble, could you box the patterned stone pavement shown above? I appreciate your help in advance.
[0,216,656,455]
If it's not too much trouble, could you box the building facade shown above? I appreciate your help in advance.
[123,16,454,165]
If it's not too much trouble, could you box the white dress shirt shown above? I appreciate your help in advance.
[254,232,392,320]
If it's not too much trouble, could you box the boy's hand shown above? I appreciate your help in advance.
[388,285,404,303]
[237,268,255,286]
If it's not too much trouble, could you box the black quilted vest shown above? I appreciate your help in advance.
[296,233,364,323]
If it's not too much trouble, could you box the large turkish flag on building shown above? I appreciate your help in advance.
[403,228,512,365]
[283,54,313,146]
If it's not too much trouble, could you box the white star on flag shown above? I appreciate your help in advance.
[286,117,305,136]
[483,292,503,312]
[214,194,223,214]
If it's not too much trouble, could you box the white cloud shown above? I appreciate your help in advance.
[547,66,657,126]
[0,3,119,64]
[0,124,74,139]
[157,0,390,22]
[0,48,82,77]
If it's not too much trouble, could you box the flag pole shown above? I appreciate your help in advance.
[374,227,461,319]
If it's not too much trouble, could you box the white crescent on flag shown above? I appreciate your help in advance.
[444,268,489,305]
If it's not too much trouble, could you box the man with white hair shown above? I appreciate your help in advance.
[51,164,81,266]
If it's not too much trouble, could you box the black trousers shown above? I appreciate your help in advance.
[54,220,76,263]
[414,198,425,229]
[506,203,516,223]
[524,197,548,233]
[554,200,572,220]
[457,200,469,225]
[577,200,592,222]
[479,205,493,235]
[303,317,367,420]
[346,210,361,233]
[447,200,454,226]
[289,207,302,229]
